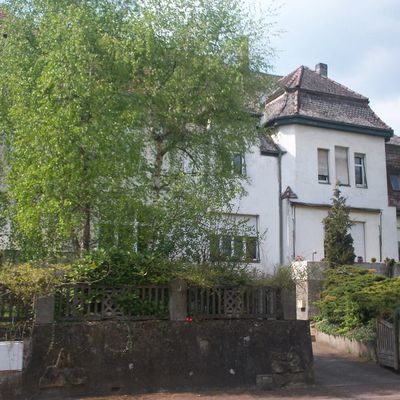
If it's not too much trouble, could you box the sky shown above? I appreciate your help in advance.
[252,0,400,135]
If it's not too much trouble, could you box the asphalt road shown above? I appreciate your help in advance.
[70,341,400,400]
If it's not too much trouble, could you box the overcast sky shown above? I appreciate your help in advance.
[255,0,400,135]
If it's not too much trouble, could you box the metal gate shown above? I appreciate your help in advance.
[376,314,399,370]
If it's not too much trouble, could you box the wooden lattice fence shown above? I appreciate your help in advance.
[0,286,33,323]
[54,284,169,321]
[187,286,282,319]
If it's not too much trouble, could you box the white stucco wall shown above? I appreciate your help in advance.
[0,341,23,371]
[276,124,398,263]
[237,123,398,271]
[293,206,388,263]
[231,144,280,274]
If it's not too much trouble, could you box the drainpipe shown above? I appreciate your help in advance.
[278,149,283,265]
[292,204,296,259]
[379,210,383,262]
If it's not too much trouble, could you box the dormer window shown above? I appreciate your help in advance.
[318,148,329,183]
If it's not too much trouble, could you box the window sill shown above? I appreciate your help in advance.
[356,185,368,189]
[318,181,330,185]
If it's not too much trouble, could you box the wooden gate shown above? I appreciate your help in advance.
[376,314,399,370]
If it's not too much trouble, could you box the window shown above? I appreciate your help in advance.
[354,154,367,187]
[209,214,258,262]
[210,235,259,262]
[335,146,349,185]
[390,175,400,191]
[317,149,329,183]
[233,153,246,175]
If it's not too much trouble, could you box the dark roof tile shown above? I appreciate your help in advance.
[259,133,280,155]
[262,65,392,135]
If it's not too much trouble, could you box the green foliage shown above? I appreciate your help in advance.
[353,278,400,322]
[0,0,275,261]
[323,187,355,266]
[177,263,257,287]
[67,249,180,286]
[116,291,168,317]
[315,265,400,341]
[315,318,376,343]
[0,0,142,257]
[67,249,263,287]
[0,262,68,304]
[253,265,296,289]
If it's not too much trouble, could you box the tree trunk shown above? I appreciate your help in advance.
[152,137,165,200]
[80,204,91,254]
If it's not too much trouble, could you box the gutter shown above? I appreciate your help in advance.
[267,115,393,139]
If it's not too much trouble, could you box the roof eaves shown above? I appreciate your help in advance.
[267,115,394,139]
[290,200,381,214]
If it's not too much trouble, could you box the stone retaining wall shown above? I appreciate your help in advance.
[315,329,376,361]
[18,320,313,399]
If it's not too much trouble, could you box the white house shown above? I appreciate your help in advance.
[232,63,398,274]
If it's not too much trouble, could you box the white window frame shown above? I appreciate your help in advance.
[354,153,367,187]
[211,235,259,262]
[317,148,330,184]
[233,153,246,175]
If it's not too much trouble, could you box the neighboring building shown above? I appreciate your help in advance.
[385,136,400,258]
[232,63,397,273]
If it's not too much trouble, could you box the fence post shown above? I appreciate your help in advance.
[34,294,55,324]
[169,279,187,321]
[281,287,296,320]
[275,288,284,320]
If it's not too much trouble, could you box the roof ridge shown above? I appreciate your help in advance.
[302,66,367,100]
[295,66,305,113]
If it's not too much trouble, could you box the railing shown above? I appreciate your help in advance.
[0,286,33,323]
[54,284,169,321]
[187,286,282,320]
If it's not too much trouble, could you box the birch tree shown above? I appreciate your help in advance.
[0,0,274,260]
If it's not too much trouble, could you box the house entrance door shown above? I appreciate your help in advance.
[350,221,366,262]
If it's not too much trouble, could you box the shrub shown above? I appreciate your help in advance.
[315,265,400,341]
[323,187,355,266]
[66,249,181,286]
[0,262,68,304]
[315,266,385,335]
[353,278,400,322]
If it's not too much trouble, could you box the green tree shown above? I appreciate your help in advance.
[0,0,273,260]
[113,0,273,260]
[323,187,355,266]
[0,0,143,258]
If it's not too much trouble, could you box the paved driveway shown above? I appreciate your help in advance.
[72,341,400,400]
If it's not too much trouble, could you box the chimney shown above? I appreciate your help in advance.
[315,63,328,77]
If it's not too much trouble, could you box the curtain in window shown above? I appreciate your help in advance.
[318,149,329,180]
[335,147,349,185]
